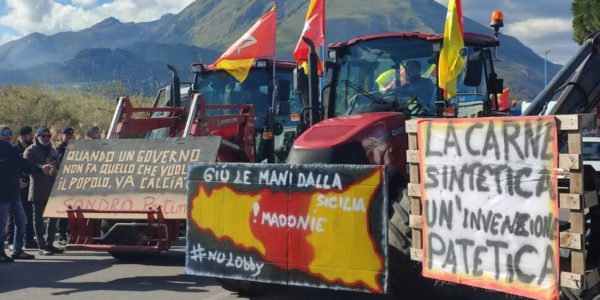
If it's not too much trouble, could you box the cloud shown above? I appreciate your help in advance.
[0,0,194,37]
[72,0,97,8]
[433,0,577,64]
[506,17,571,40]
[0,0,54,34]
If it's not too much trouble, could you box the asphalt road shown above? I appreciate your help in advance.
[0,244,394,300]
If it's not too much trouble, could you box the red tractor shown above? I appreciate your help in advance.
[207,31,507,296]
[285,31,600,298]
[63,59,302,260]
[290,31,504,255]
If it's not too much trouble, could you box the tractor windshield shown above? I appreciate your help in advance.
[330,37,489,118]
[195,69,271,107]
[331,38,438,117]
[195,69,272,129]
[194,69,299,128]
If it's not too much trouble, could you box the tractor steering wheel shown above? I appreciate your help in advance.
[383,89,425,116]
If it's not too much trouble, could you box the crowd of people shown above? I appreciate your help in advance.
[0,124,102,262]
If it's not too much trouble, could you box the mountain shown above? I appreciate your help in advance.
[165,0,562,99]
[0,43,220,95]
[0,0,563,99]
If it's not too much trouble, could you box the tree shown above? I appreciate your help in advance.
[572,0,600,44]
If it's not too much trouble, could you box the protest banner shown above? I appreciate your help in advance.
[45,137,220,219]
[416,116,559,300]
[186,163,388,293]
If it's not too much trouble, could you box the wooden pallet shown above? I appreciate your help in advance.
[405,114,600,292]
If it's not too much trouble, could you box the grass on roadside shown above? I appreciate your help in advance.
[0,85,147,142]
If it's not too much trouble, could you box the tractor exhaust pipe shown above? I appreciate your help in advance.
[302,37,321,126]
[167,64,181,108]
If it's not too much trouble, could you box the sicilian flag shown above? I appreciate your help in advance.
[211,3,277,82]
[293,0,325,73]
[438,0,464,99]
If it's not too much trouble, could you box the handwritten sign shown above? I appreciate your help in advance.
[45,137,220,219]
[186,163,388,293]
[417,116,559,300]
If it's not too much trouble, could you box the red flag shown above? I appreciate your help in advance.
[293,0,325,69]
[211,4,277,82]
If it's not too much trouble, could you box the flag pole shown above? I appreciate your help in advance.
[319,45,325,101]
[268,0,277,163]
[271,0,278,115]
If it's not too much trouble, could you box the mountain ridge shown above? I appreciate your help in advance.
[0,0,562,99]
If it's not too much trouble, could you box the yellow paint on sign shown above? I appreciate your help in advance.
[190,185,266,255]
[306,170,384,292]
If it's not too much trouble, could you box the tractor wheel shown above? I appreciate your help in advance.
[561,284,600,300]
[560,167,600,300]
[101,219,158,262]
[216,278,265,296]
[387,187,430,296]
[388,187,412,255]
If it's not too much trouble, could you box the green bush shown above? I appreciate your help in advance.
[0,85,146,141]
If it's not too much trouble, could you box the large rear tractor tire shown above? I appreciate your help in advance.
[387,187,430,296]
[388,188,412,256]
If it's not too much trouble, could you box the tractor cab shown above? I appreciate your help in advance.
[190,59,301,163]
[289,31,504,186]
[323,32,503,120]
[191,59,300,131]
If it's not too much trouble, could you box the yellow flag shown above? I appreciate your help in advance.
[215,59,255,83]
[438,0,464,99]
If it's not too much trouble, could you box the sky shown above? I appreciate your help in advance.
[435,0,578,64]
[0,0,579,64]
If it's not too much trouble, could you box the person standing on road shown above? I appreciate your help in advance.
[10,126,37,249]
[55,127,74,244]
[0,125,51,262]
[24,126,62,256]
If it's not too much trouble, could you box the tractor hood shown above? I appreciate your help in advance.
[293,112,405,150]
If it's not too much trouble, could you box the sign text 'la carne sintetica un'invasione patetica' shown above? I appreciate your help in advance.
[417,116,559,300]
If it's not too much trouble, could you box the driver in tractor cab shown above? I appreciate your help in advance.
[240,80,269,130]
[377,60,435,115]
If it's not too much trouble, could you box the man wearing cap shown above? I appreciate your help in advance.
[85,126,101,139]
[8,126,37,250]
[24,126,62,255]
[0,125,51,261]
[55,127,75,244]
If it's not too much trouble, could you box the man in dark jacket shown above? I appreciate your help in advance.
[10,126,36,249]
[24,126,62,255]
[0,125,50,262]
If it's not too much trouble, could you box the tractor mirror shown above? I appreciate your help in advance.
[464,54,483,87]
[277,79,290,102]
